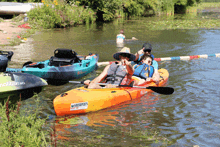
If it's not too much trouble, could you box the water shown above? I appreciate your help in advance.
[3,13,220,146]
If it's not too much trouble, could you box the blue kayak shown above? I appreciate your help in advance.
[6,49,99,81]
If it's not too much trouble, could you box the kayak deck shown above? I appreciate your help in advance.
[6,54,99,81]
[53,68,169,116]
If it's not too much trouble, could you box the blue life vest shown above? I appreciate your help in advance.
[133,63,154,80]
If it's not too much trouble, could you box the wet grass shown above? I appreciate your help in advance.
[200,2,220,8]
[145,18,220,30]
[0,95,52,146]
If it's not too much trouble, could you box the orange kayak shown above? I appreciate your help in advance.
[53,68,169,116]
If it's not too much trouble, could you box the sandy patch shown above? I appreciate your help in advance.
[0,19,26,45]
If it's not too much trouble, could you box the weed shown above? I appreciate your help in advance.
[0,95,49,146]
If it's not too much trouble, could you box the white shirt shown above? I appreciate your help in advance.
[116,34,125,43]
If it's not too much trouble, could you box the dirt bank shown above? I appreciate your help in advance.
[0,19,27,45]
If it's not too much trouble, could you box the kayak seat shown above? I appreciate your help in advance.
[49,48,81,67]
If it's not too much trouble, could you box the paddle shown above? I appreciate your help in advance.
[68,81,174,95]
[97,53,220,66]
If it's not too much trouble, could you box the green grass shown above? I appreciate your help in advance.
[144,18,220,30]
[199,2,220,8]
[0,95,50,146]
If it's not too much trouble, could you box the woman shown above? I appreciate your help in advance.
[84,47,135,89]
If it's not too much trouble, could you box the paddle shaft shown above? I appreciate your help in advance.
[68,81,174,95]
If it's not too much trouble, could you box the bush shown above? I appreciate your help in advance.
[27,0,96,29]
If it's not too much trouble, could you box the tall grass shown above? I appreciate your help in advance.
[0,95,49,146]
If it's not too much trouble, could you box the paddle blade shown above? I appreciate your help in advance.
[147,86,174,95]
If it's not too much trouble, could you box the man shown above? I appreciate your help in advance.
[134,43,160,84]
[84,47,136,89]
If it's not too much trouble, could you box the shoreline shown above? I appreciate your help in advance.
[0,19,31,46]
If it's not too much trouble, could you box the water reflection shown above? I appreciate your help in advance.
[54,93,160,139]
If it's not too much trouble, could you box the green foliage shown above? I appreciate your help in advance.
[0,0,41,2]
[74,0,203,21]
[27,4,62,29]
[0,96,49,146]
[123,0,145,17]
[76,0,121,21]
[202,0,220,2]
[27,0,96,29]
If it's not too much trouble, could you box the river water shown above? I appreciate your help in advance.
[3,12,220,146]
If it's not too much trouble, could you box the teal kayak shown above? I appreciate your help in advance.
[6,49,99,81]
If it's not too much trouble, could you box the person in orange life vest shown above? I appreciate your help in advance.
[116,29,125,44]
[84,47,135,89]
[133,55,159,85]
[133,43,160,84]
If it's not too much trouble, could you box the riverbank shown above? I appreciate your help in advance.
[0,19,30,45]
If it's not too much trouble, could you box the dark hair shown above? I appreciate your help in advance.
[120,29,124,34]
[140,54,153,63]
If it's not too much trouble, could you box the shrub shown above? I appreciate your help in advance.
[27,0,96,29]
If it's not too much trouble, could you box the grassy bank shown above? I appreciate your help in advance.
[0,95,50,146]
[0,15,37,47]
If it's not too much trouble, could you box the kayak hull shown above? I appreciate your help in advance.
[7,54,99,81]
[0,51,14,72]
[0,72,47,99]
[53,68,169,116]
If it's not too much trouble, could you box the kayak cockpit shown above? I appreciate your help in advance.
[49,48,81,67]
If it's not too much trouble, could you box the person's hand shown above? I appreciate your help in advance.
[137,49,144,55]
[121,59,129,66]
[146,78,153,82]
[84,80,91,85]
[146,78,159,85]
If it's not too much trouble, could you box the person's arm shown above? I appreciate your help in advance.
[126,63,134,76]
[84,65,110,88]
[152,69,160,84]
[134,48,144,61]
[121,59,134,76]
[151,60,159,84]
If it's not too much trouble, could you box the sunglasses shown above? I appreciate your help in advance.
[147,60,152,64]
[143,49,151,53]
[120,53,130,58]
